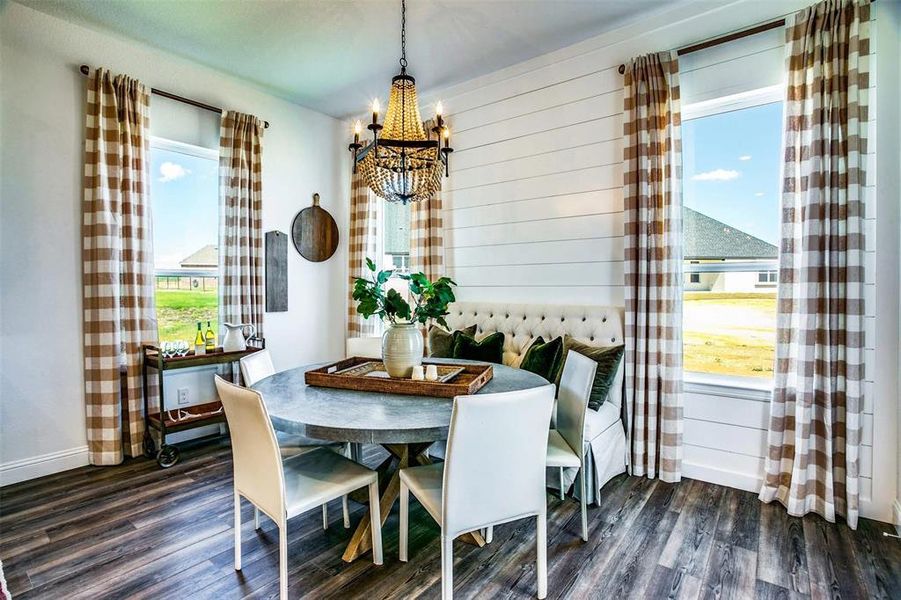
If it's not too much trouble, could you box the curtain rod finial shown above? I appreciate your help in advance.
[618,64,625,75]
[80,64,90,75]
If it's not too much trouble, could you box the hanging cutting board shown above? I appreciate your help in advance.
[291,193,339,262]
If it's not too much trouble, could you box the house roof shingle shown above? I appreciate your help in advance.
[179,244,218,268]
[684,207,777,260]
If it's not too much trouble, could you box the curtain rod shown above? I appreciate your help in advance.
[79,65,270,129]
[617,18,784,75]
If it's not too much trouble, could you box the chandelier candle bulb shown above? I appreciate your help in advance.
[353,120,361,144]
[371,98,380,125]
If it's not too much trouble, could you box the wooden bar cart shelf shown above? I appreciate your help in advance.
[142,340,264,468]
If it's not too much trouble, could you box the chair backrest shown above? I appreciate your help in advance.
[215,375,285,519]
[346,336,383,358]
[441,384,555,538]
[556,350,596,456]
[239,349,276,387]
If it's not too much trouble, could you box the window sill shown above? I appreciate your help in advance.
[684,372,772,402]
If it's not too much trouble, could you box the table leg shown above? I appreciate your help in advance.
[342,442,485,562]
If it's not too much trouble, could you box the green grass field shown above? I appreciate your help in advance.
[683,292,776,378]
[156,289,218,343]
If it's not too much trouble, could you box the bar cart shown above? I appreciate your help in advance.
[141,338,264,468]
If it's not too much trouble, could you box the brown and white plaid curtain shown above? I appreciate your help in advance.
[347,168,380,337]
[409,119,445,281]
[759,0,870,530]
[82,68,158,464]
[622,51,683,483]
[219,111,264,339]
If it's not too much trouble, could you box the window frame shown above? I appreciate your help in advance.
[681,84,784,393]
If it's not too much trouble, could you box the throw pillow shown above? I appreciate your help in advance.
[452,331,505,364]
[428,324,477,358]
[555,337,625,410]
[519,336,564,382]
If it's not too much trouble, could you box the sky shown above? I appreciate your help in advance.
[150,147,218,269]
[682,101,783,245]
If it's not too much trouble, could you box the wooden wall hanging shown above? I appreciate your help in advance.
[291,193,339,262]
[265,230,288,312]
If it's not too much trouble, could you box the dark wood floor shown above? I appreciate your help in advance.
[1,440,898,599]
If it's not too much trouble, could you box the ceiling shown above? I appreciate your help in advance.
[18,0,679,118]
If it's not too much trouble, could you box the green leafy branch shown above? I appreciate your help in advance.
[353,258,457,328]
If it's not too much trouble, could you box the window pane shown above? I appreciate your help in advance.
[682,101,782,379]
[150,144,219,344]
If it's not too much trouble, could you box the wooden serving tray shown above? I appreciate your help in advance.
[305,357,493,398]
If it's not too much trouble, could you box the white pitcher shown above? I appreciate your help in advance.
[222,322,256,352]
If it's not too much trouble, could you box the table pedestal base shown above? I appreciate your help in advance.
[342,442,486,562]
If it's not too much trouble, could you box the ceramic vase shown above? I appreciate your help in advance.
[382,322,423,378]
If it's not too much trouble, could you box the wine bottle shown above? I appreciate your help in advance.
[194,322,206,355]
[205,320,216,351]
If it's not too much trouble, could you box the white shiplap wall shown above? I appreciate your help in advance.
[431,0,894,519]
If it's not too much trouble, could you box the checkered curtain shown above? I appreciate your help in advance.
[347,168,380,337]
[82,68,158,464]
[409,119,445,281]
[622,51,683,483]
[760,0,870,530]
[218,111,264,341]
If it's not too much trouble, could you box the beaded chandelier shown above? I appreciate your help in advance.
[348,0,452,204]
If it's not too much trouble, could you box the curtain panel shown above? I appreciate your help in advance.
[409,119,446,282]
[346,169,381,337]
[760,0,870,529]
[82,68,158,464]
[622,51,684,483]
[218,111,265,341]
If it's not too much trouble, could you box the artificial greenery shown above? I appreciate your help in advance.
[353,258,457,328]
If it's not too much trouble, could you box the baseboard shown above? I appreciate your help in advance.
[682,460,762,493]
[894,499,901,536]
[0,446,89,487]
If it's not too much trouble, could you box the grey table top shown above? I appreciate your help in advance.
[252,359,549,444]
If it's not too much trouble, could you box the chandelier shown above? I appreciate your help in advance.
[348,0,452,204]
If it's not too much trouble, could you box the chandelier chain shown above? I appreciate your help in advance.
[399,0,407,69]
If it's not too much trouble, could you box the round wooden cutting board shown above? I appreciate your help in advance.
[292,193,339,262]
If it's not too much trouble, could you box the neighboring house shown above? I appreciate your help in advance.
[179,244,218,269]
[684,208,778,293]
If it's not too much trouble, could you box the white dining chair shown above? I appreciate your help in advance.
[399,384,555,600]
[546,350,596,542]
[346,336,383,358]
[215,376,383,600]
[239,349,350,530]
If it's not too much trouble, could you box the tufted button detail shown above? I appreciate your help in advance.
[590,336,595,341]
[611,337,616,343]
[489,313,493,318]
[582,317,586,322]
[602,317,607,323]
[561,317,565,322]
[505,314,509,318]
[459,312,463,316]
[541,316,545,321]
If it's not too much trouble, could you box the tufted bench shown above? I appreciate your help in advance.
[443,302,628,503]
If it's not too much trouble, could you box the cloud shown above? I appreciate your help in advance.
[691,168,741,182]
[159,161,191,182]
[739,155,752,161]
[754,192,764,197]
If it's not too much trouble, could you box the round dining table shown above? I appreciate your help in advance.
[251,358,548,562]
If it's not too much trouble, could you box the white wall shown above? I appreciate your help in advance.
[0,2,349,484]
[426,0,899,522]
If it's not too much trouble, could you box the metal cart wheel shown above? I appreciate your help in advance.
[156,445,180,468]
[142,432,157,458]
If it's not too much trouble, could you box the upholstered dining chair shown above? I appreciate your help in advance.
[239,349,350,530]
[546,350,596,542]
[399,384,555,600]
[346,336,382,358]
[215,376,383,600]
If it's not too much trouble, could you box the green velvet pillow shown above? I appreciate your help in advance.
[520,336,564,382]
[555,338,625,410]
[452,332,505,364]
[428,324,477,358]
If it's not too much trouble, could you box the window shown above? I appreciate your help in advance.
[682,95,782,380]
[382,201,410,273]
[150,138,219,343]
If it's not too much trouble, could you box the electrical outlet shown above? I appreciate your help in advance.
[177,388,190,406]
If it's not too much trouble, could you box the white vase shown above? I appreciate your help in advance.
[382,322,424,378]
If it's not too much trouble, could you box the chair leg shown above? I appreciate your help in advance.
[441,534,453,600]
[342,495,350,529]
[486,525,493,543]
[279,520,288,600]
[322,503,328,530]
[234,490,242,571]
[399,481,409,562]
[536,511,547,599]
[369,480,384,565]
[579,466,588,542]
[254,507,261,530]
[559,467,565,500]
